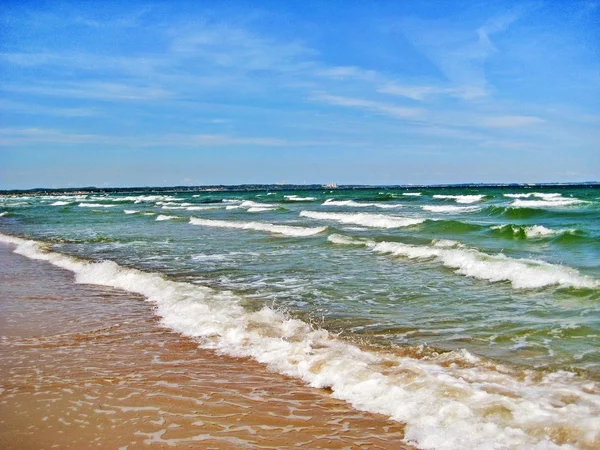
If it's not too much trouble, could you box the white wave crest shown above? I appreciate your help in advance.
[189,217,326,237]
[1,232,598,450]
[186,206,223,211]
[402,192,421,196]
[422,205,480,213]
[328,234,366,245]
[322,199,402,209]
[300,211,424,228]
[78,203,115,208]
[123,210,139,214]
[51,201,71,206]
[0,212,7,217]
[511,198,584,208]
[156,215,179,221]
[240,201,276,209]
[285,195,316,201]
[433,195,485,204]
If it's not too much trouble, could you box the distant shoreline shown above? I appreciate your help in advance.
[1,181,599,196]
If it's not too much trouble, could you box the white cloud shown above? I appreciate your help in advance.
[312,93,423,119]
[0,128,357,148]
[379,84,487,101]
[482,115,545,127]
[4,82,172,101]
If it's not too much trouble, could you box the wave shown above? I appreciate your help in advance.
[300,211,424,228]
[504,192,563,199]
[224,201,279,212]
[284,195,316,202]
[422,205,480,213]
[484,205,549,220]
[156,215,180,221]
[322,199,403,209]
[240,200,276,209]
[327,234,599,290]
[186,206,223,211]
[1,233,598,450]
[491,224,577,239]
[123,210,139,214]
[109,195,178,203]
[51,201,72,206]
[511,198,585,208]
[78,203,115,208]
[433,194,485,204]
[247,207,276,213]
[402,192,421,197]
[189,217,327,237]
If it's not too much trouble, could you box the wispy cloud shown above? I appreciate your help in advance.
[311,93,424,119]
[169,23,315,73]
[0,128,358,148]
[0,99,98,117]
[379,84,487,101]
[482,115,545,128]
[3,82,172,101]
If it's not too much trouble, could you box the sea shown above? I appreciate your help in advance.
[1,184,599,449]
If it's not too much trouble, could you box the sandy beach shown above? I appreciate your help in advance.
[0,243,413,449]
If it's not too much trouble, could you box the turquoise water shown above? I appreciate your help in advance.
[1,185,599,448]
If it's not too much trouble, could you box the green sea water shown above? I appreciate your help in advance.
[1,185,599,373]
[1,184,599,448]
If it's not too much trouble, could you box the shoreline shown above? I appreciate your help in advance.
[0,242,413,449]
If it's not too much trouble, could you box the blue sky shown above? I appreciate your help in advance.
[1,0,599,188]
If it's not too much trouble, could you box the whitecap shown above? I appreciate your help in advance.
[78,203,115,208]
[189,217,326,237]
[301,211,423,228]
[422,205,480,213]
[156,215,179,221]
[285,195,316,201]
[511,198,585,208]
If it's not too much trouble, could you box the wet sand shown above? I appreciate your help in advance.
[0,243,413,449]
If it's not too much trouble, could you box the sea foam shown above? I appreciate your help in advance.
[300,211,424,228]
[189,217,326,237]
[1,233,598,450]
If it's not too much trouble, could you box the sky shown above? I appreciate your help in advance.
[1,0,599,189]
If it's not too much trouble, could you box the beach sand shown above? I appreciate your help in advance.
[0,243,413,449]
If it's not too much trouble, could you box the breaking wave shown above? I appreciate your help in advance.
[491,224,577,239]
[433,194,485,204]
[422,205,481,213]
[300,211,424,228]
[189,218,327,237]
[327,234,599,290]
